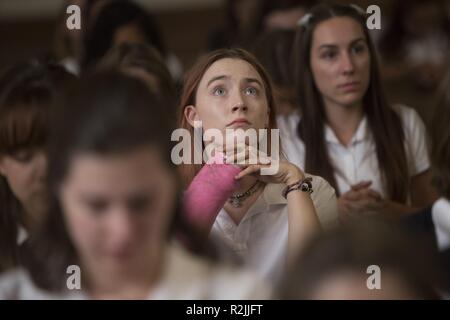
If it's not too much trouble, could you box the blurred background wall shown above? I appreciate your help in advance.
[1,0,448,126]
[0,0,224,68]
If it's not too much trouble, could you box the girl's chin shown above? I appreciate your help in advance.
[340,92,364,104]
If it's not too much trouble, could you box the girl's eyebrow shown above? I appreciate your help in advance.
[318,44,338,50]
[206,75,263,88]
[244,78,263,87]
[350,38,366,46]
[206,75,228,87]
[318,37,365,50]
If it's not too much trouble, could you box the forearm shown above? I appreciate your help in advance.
[383,200,423,217]
[286,189,321,266]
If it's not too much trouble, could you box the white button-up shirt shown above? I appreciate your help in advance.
[432,198,450,252]
[211,177,337,284]
[0,244,270,300]
[277,105,430,197]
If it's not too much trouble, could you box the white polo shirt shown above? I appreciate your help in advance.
[0,244,270,300]
[210,176,337,285]
[432,198,450,252]
[277,104,430,197]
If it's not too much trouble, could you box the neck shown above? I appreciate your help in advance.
[22,201,46,233]
[82,246,165,299]
[232,175,259,195]
[225,175,264,225]
[324,99,364,146]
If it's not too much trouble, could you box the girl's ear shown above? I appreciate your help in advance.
[184,105,200,127]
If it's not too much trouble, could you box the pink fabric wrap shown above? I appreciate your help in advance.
[183,152,241,228]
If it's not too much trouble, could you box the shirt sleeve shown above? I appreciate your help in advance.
[308,174,339,230]
[277,112,306,170]
[396,105,430,176]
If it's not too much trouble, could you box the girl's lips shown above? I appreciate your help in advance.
[229,122,251,129]
[227,119,251,128]
[338,81,360,92]
[228,119,250,125]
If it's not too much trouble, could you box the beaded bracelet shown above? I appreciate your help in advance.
[282,176,313,199]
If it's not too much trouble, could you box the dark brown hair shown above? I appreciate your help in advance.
[0,60,75,273]
[279,217,442,299]
[378,0,450,61]
[251,29,296,89]
[23,71,215,292]
[98,42,176,107]
[430,64,450,200]
[177,48,277,187]
[293,3,409,201]
[82,0,167,71]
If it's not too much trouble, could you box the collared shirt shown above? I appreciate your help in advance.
[432,198,450,252]
[17,226,27,245]
[211,177,337,284]
[0,244,270,300]
[150,244,270,299]
[277,104,430,197]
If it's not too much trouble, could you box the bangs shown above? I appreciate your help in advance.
[0,60,73,156]
[0,100,48,154]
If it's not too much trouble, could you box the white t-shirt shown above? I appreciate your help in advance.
[211,177,337,285]
[277,104,430,197]
[17,226,27,245]
[432,198,450,252]
[0,244,270,300]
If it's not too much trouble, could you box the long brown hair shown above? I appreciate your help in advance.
[0,60,75,273]
[24,71,218,292]
[430,63,450,200]
[98,42,176,102]
[279,217,442,299]
[293,3,409,201]
[178,48,278,187]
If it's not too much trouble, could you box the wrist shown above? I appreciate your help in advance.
[285,165,305,185]
[282,176,313,199]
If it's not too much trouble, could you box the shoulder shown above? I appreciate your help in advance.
[308,174,336,196]
[277,111,306,167]
[392,104,426,132]
[392,104,430,175]
[205,264,271,299]
[151,245,271,299]
[0,268,60,299]
[306,174,339,230]
[277,111,301,138]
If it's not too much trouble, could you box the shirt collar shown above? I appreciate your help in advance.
[216,183,288,226]
[324,116,370,145]
[247,183,287,214]
[261,183,287,206]
[149,243,211,299]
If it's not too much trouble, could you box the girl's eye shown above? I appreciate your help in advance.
[321,50,337,60]
[12,150,34,163]
[245,87,258,96]
[352,44,366,54]
[213,87,226,96]
[128,195,153,213]
[86,199,108,215]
